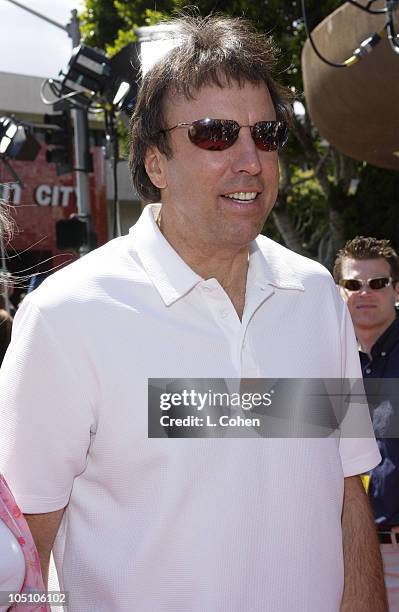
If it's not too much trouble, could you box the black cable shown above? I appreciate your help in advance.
[302,0,386,67]
[105,111,120,239]
[347,0,387,14]
[386,3,399,53]
[112,141,119,239]
[301,0,352,67]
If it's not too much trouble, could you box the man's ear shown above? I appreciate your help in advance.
[144,146,168,190]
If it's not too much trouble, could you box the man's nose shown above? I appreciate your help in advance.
[358,283,372,295]
[230,128,263,175]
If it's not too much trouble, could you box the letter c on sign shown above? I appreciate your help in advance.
[35,185,52,206]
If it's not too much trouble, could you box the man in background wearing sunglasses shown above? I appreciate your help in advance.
[0,15,386,612]
[334,236,399,610]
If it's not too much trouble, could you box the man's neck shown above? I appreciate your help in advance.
[157,211,249,319]
[178,244,249,320]
[193,251,249,320]
[357,318,396,355]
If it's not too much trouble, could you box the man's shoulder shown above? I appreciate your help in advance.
[373,317,399,364]
[256,234,333,284]
[28,234,145,310]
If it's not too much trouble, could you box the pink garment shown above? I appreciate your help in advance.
[0,474,49,612]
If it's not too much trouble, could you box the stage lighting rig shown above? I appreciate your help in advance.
[0,116,40,161]
[55,44,136,112]
[58,45,111,106]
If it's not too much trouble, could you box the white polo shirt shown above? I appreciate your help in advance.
[0,204,380,612]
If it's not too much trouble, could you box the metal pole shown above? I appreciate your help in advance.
[72,109,91,219]
[67,10,92,255]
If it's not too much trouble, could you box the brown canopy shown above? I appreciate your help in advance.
[301,1,399,170]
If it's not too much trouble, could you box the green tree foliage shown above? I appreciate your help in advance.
[80,0,126,49]
[80,0,399,265]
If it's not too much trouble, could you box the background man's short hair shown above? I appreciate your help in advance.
[129,14,294,203]
[333,236,399,284]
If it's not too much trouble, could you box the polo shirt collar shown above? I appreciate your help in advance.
[248,239,305,292]
[129,204,202,305]
[130,204,304,305]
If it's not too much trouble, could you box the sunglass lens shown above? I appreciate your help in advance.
[341,277,390,291]
[252,121,288,151]
[188,119,238,150]
[342,279,362,291]
[369,277,390,290]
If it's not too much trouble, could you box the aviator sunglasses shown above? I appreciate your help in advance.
[161,118,289,151]
[339,277,393,292]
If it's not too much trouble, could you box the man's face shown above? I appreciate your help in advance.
[340,257,399,333]
[145,80,280,253]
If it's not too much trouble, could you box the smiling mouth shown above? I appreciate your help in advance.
[222,191,259,202]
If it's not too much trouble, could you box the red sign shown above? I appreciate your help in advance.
[0,145,108,254]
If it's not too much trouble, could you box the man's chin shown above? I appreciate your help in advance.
[353,316,385,330]
[221,228,261,250]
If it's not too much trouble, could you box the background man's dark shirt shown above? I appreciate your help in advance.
[360,317,399,528]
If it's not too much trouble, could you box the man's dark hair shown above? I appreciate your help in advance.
[333,236,399,283]
[129,14,294,203]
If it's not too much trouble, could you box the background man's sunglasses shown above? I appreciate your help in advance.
[339,277,393,292]
[162,118,289,151]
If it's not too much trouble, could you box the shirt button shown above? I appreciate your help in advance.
[203,286,212,293]
[381,352,386,357]
[365,368,371,374]
[220,309,228,318]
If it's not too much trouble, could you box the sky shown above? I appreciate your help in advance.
[0,0,85,79]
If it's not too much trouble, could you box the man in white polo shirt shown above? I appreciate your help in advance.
[0,15,387,612]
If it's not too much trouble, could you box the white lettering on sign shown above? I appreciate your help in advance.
[60,186,75,207]
[35,185,52,206]
[34,185,76,207]
[0,182,22,205]
[51,186,59,207]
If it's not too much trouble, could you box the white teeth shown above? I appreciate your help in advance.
[224,192,258,201]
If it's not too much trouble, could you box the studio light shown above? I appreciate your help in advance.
[0,116,40,161]
[106,43,140,114]
[112,81,131,108]
[57,43,137,112]
[59,45,112,106]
